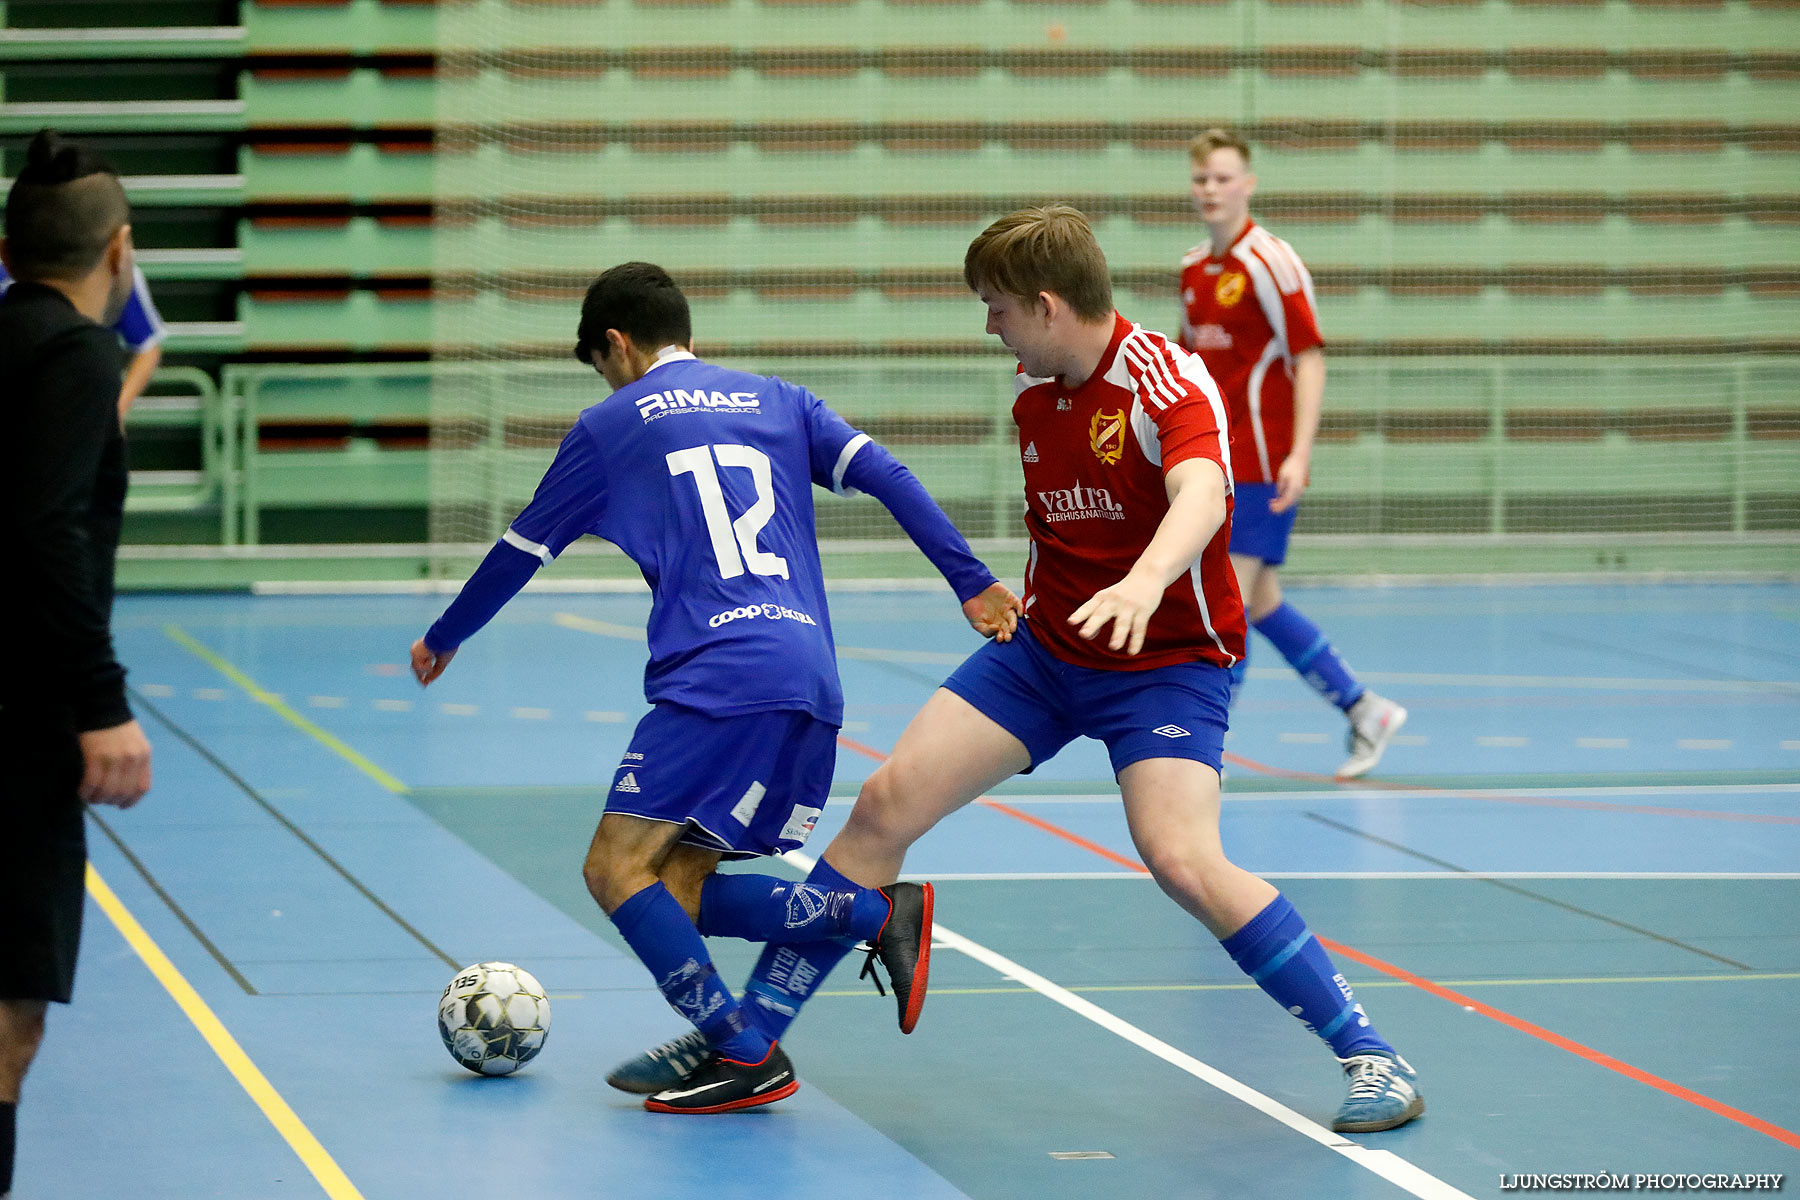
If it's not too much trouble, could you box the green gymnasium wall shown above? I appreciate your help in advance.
[0,0,1795,584]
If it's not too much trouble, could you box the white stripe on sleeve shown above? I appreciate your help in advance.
[1239,248,1290,357]
[501,528,555,564]
[831,432,872,495]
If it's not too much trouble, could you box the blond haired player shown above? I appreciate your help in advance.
[1180,129,1406,778]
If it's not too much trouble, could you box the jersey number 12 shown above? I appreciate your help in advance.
[666,444,790,580]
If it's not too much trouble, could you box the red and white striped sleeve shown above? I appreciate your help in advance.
[1241,228,1324,358]
[1118,329,1233,485]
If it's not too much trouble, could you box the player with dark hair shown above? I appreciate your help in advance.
[1,128,153,1200]
[1179,128,1407,778]
[412,261,1020,1113]
[615,206,1425,1134]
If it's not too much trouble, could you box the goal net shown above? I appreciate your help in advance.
[431,1,1799,582]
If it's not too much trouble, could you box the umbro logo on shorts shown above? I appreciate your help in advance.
[1152,725,1191,738]
[616,770,642,793]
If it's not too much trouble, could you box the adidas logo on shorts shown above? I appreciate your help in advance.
[616,770,642,793]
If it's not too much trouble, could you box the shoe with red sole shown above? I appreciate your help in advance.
[858,881,933,1034]
[644,1041,799,1114]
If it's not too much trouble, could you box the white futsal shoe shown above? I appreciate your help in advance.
[1337,691,1407,779]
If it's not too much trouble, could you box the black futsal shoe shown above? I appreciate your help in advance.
[859,881,935,1034]
[643,1041,799,1114]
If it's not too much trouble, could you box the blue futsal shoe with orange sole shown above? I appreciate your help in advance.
[644,1041,799,1113]
[1331,1050,1425,1132]
[858,882,934,1033]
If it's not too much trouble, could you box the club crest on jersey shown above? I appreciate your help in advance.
[1089,408,1125,466]
[1214,271,1247,307]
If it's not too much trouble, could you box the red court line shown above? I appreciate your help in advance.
[1318,937,1800,1152]
[837,732,1800,1151]
[1222,751,1800,826]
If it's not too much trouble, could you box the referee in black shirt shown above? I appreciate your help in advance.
[0,129,152,1200]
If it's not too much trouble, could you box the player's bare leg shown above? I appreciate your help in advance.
[582,812,709,915]
[0,1000,45,1106]
[824,688,1031,887]
[1118,757,1422,1131]
[0,999,47,1197]
[1117,757,1275,937]
[1228,552,1281,623]
[655,842,727,922]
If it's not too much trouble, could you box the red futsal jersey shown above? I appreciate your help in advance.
[1177,220,1324,484]
[1014,313,1246,672]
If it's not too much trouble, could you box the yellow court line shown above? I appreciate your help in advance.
[85,864,366,1200]
[163,623,406,793]
[813,971,1800,998]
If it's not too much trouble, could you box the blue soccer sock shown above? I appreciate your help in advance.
[1253,602,1366,711]
[1220,893,1391,1059]
[696,860,890,945]
[731,858,882,1039]
[742,939,858,1040]
[609,881,771,1062]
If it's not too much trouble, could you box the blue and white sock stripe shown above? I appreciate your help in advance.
[1247,932,1314,984]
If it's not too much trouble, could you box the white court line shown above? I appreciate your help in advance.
[1244,784,1800,800]
[782,848,1475,1200]
[553,610,1800,696]
[901,871,1800,882]
[1335,669,1800,695]
[950,784,1800,804]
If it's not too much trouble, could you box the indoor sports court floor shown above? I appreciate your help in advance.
[23,581,1800,1199]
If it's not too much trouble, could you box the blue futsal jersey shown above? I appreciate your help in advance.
[428,351,951,726]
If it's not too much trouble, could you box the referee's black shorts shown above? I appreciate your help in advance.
[0,708,87,1004]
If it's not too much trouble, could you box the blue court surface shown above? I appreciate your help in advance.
[21,582,1800,1199]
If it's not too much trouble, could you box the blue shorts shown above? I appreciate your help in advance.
[607,703,838,860]
[1228,482,1299,566]
[941,621,1229,776]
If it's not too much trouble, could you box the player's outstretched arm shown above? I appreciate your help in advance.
[962,580,1022,642]
[836,436,1009,625]
[410,425,608,684]
[1068,458,1227,655]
